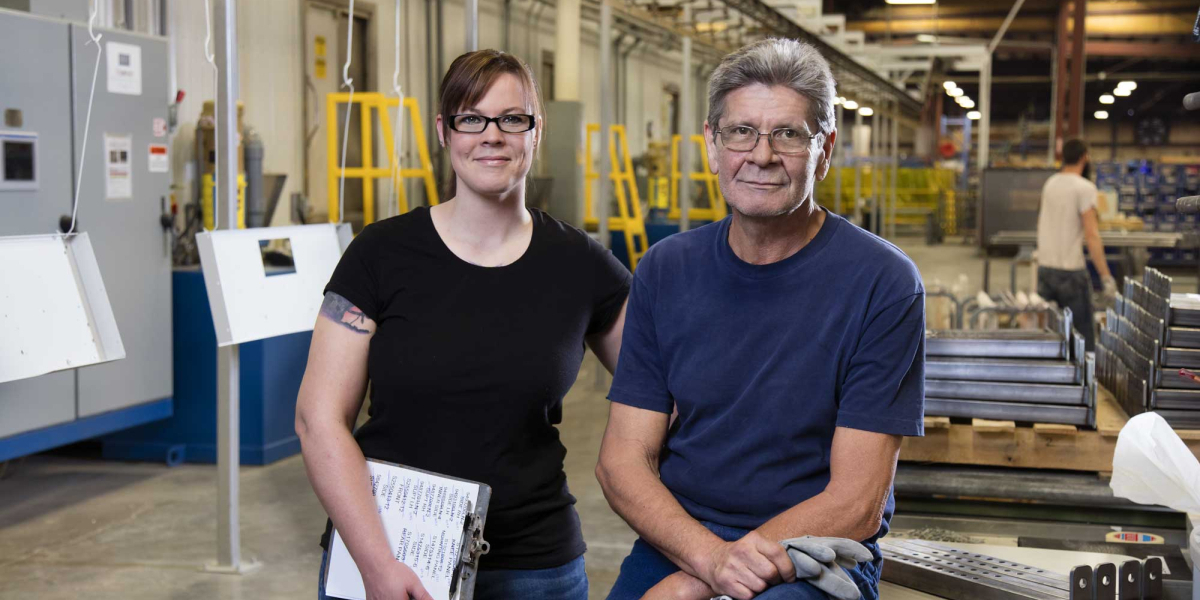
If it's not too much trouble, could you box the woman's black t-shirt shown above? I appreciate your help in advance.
[319,206,632,570]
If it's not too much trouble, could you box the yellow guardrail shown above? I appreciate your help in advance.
[326,92,438,225]
[669,134,726,222]
[584,123,649,270]
[816,167,958,234]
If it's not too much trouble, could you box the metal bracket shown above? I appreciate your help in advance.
[449,504,490,599]
[1068,565,1093,600]
[1093,562,1115,600]
[1141,557,1163,600]
[1119,560,1141,600]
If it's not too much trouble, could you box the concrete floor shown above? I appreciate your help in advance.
[0,237,1175,599]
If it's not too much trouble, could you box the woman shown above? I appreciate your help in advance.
[296,50,630,600]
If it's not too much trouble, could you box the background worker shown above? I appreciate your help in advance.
[1036,138,1117,351]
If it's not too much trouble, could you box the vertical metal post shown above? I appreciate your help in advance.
[872,111,880,235]
[890,102,899,239]
[1067,0,1087,138]
[1048,46,1058,165]
[465,0,478,52]
[208,0,253,575]
[554,0,581,101]
[679,5,694,232]
[598,2,612,250]
[834,103,843,215]
[853,109,863,225]
[979,54,992,179]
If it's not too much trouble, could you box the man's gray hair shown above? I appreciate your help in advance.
[707,38,837,136]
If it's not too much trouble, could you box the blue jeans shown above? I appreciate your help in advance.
[606,522,880,600]
[318,548,588,600]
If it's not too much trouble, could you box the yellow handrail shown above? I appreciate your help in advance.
[584,123,649,270]
[326,92,438,225]
[669,134,726,222]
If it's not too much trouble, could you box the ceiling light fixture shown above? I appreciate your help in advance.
[859,107,875,116]
[948,88,964,97]
[843,100,859,110]
[1114,88,1131,97]
[943,81,956,90]
[1094,111,1109,120]
[1117,81,1137,91]
[967,111,981,120]
[1100,94,1114,104]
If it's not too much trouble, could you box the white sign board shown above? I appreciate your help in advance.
[104,134,132,199]
[0,233,125,384]
[106,41,142,96]
[196,224,352,346]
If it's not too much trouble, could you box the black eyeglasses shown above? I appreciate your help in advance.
[715,126,821,155]
[449,114,537,134]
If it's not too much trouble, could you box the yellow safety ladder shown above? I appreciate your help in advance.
[669,134,727,222]
[326,92,439,225]
[584,124,649,270]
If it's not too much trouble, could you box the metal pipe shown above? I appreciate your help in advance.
[853,109,863,225]
[679,5,694,232]
[834,103,843,215]
[1047,46,1058,165]
[214,0,242,571]
[980,54,992,176]
[502,0,511,51]
[465,0,478,51]
[890,100,899,239]
[987,0,1027,54]
[599,2,612,250]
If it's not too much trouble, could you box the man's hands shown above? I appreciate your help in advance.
[700,531,796,600]
[362,560,433,600]
[641,572,717,600]
[1102,275,1118,300]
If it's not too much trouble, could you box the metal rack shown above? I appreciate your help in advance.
[925,308,1098,427]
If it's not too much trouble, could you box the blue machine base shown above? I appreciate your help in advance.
[608,221,708,270]
[101,270,312,466]
[0,398,173,463]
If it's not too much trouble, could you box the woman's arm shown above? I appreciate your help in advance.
[586,299,628,374]
[296,292,431,600]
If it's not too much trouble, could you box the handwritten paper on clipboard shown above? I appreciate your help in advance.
[324,460,485,600]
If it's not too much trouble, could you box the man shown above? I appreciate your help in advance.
[1036,139,1115,351]
[596,39,925,600]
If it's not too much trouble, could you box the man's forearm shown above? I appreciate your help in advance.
[596,453,724,579]
[756,489,884,545]
[1086,233,1112,280]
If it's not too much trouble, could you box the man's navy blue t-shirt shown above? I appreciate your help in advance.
[608,210,925,549]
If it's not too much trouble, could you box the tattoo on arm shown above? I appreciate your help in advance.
[319,292,371,334]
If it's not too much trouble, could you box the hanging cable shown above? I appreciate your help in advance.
[388,0,404,219]
[202,0,219,230]
[66,2,104,236]
[337,0,357,224]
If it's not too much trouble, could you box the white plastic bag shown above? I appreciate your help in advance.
[1110,412,1200,513]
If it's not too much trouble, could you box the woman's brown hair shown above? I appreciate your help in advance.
[438,50,544,199]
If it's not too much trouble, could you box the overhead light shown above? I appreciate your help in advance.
[843,100,859,110]
[948,88,964,97]
[833,97,842,105]
[955,95,971,106]
[859,107,875,116]
[1100,94,1115,104]
[961,99,976,109]
[967,111,981,120]
[886,0,936,4]
[917,34,939,43]
[1094,110,1109,120]
[943,81,957,90]
[1117,81,1137,90]
[1114,87,1131,97]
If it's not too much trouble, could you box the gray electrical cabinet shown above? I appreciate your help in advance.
[0,9,172,448]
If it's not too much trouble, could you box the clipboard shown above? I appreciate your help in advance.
[323,459,492,600]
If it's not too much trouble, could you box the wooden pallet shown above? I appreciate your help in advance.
[900,386,1200,473]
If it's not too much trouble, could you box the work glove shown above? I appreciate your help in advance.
[783,536,871,600]
[1102,276,1118,300]
[710,537,870,600]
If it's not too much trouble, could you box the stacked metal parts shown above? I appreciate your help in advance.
[1099,268,1200,428]
[881,539,1165,600]
[925,308,1098,427]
